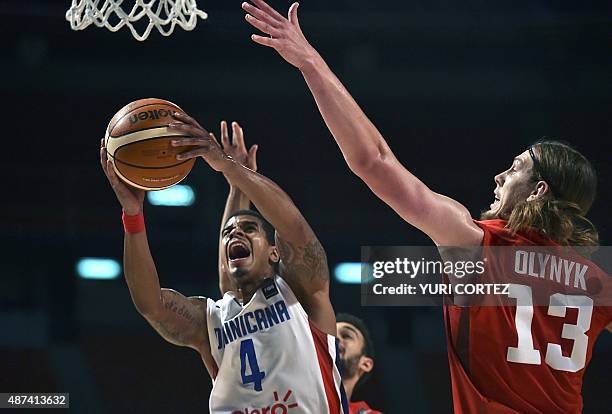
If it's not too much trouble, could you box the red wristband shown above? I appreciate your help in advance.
[122,210,145,233]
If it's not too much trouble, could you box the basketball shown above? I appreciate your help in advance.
[104,98,198,190]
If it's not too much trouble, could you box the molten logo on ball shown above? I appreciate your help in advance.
[129,109,172,125]
[106,98,194,190]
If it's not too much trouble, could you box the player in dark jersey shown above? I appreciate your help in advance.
[241,1,612,412]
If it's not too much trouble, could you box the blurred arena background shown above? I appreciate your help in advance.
[1,0,611,412]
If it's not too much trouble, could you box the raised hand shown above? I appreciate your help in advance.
[169,112,230,172]
[219,120,258,172]
[242,1,317,70]
[100,138,145,215]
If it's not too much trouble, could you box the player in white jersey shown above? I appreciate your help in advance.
[216,122,381,414]
[100,114,348,414]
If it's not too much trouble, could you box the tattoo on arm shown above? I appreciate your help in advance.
[149,290,205,347]
[151,319,183,345]
[277,237,329,284]
[163,298,197,323]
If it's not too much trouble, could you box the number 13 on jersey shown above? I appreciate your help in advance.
[506,283,593,372]
[240,339,266,391]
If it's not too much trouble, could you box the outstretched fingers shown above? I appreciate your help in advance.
[248,0,285,22]
[242,1,281,27]
[245,14,282,38]
[288,2,300,26]
[232,122,246,152]
[251,35,281,48]
[208,132,221,148]
[248,144,258,171]
[220,120,230,148]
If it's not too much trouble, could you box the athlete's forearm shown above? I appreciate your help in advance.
[300,55,392,173]
[218,186,250,295]
[221,186,251,225]
[223,162,312,243]
[123,232,163,316]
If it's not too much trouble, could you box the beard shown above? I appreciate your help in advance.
[482,181,537,221]
[341,354,360,380]
[480,208,507,220]
[480,194,527,221]
[229,266,250,280]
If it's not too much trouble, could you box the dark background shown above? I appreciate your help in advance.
[1,0,611,412]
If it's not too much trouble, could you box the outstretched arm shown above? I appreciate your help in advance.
[217,120,258,296]
[170,113,336,336]
[100,140,216,377]
[243,0,484,246]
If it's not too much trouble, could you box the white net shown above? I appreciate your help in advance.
[65,0,208,41]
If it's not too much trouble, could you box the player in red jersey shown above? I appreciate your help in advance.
[336,313,382,414]
[241,1,612,412]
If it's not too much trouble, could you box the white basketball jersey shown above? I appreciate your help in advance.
[206,276,349,414]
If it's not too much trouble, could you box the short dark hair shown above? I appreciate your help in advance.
[337,313,376,387]
[225,209,276,245]
[337,313,375,359]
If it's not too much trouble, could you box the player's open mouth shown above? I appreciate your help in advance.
[490,193,500,208]
[228,239,252,265]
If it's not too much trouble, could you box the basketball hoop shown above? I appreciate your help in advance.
[65,0,208,41]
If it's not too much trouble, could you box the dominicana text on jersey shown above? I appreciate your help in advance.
[206,276,348,414]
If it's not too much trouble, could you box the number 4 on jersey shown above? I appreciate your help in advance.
[240,339,266,391]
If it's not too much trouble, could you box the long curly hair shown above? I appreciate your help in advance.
[507,140,599,248]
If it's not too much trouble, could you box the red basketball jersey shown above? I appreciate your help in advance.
[444,219,612,414]
[348,400,382,414]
